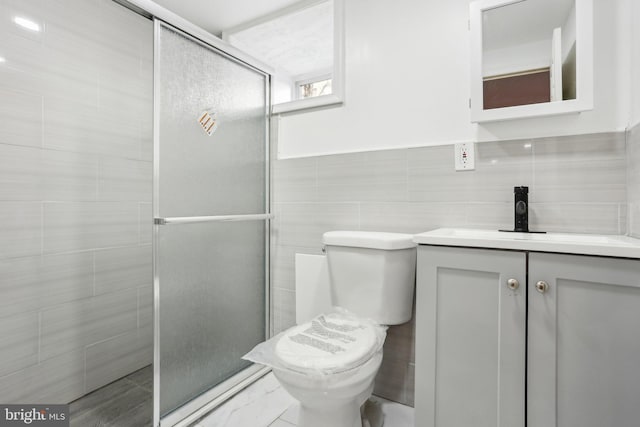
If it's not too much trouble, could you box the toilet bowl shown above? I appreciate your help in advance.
[244,231,416,427]
[273,352,383,427]
[272,312,385,427]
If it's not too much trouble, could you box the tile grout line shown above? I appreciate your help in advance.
[272,404,295,426]
[40,94,45,150]
[92,251,97,296]
[138,202,143,245]
[95,156,100,202]
[124,376,153,394]
[136,288,141,329]
[37,310,42,364]
[83,346,88,394]
[40,202,45,256]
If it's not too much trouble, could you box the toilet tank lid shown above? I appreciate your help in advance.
[323,231,416,250]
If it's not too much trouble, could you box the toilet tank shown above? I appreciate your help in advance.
[322,231,417,325]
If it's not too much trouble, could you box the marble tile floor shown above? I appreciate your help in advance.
[194,372,414,427]
[69,365,153,427]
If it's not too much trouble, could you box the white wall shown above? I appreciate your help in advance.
[0,0,153,404]
[277,0,631,159]
[631,0,640,127]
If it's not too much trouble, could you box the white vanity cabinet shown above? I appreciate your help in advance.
[415,240,640,427]
[527,252,640,427]
[415,246,526,427]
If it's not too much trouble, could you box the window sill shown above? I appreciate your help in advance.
[272,94,342,115]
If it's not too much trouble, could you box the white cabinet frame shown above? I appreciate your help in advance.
[469,0,594,122]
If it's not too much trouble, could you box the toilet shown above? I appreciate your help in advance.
[268,231,416,427]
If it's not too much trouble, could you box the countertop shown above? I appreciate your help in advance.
[413,228,640,259]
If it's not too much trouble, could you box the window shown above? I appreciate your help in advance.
[222,0,344,114]
[297,75,332,99]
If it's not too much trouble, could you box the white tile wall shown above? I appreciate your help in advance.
[271,131,628,406]
[0,145,43,200]
[40,288,138,361]
[316,150,408,202]
[43,97,141,159]
[98,157,153,202]
[0,0,153,404]
[0,89,43,148]
[0,202,42,258]
[139,202,153,244]
[94,245,153,295]
[84,328,153,392]
[43,202,140,253]
[0,312,39,377]
[628,124,640,238]
[42,150,100,201]
[137,284,153,330]
[0,349,86,404]
[0,252,94,317]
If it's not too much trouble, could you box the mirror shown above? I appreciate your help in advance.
[222,0,344,114]
[470,0,593,122]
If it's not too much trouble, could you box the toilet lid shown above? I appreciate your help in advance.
[274,312,382,374]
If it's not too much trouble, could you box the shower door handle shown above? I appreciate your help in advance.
[154,213,273,225]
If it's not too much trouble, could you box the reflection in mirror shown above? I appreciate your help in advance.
[222,0,334,106]
[482,0,576,110]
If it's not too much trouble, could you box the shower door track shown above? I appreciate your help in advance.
[162,365,271,427]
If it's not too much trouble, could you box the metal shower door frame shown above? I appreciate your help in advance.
[151,17,272,427]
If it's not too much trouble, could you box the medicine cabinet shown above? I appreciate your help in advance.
[469,0,593,122]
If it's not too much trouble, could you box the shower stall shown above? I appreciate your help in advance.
[151,15,272,427]
[0,0,272,425]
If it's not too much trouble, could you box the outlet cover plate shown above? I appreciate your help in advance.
[454,142,475,171]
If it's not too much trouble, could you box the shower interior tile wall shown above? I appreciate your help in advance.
[271,131,628,406]
[0,0,153,403]
[628,123,640,238]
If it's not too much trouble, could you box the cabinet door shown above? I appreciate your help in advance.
[415,246,526,427]
[528,253,640,427]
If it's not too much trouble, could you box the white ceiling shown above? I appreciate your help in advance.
[152,0,303,36]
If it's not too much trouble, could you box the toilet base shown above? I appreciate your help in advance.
[298,400,363,427]
[361,398,384,427]
[273,353,383,427]
[298,383,373,427]
[296,381,374,427]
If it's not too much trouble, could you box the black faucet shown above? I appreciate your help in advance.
[514,186,529,232]
[499,186,545,233]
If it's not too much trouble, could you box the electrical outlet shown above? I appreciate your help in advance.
[454,142,475,171]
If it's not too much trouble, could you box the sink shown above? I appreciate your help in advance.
[434,228,614,244]
[413,228,640,258]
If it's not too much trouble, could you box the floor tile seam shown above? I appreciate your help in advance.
[271,418,296,427]
[106,398,152,424]
[123,377,153,394]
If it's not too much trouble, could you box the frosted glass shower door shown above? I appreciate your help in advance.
[153,21,270,427]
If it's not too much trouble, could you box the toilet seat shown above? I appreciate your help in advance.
[274,312,382,374]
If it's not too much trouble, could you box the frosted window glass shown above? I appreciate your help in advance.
[158,27,267,218]
[156,25,268,418]
[158,220,266,416]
